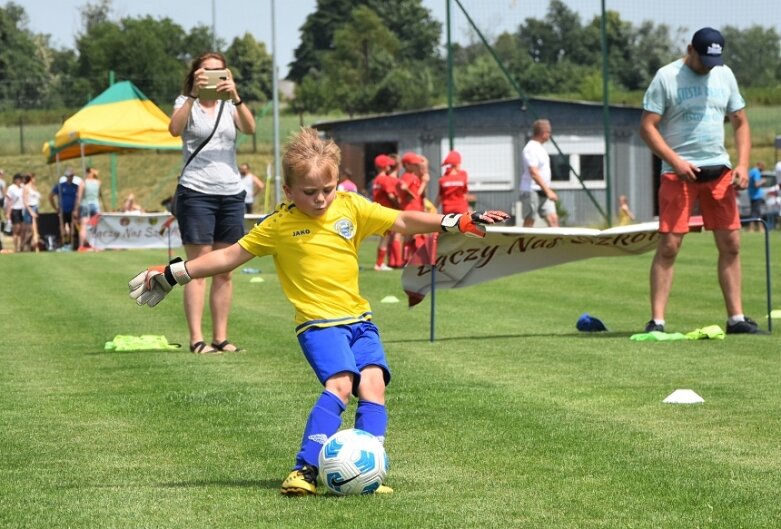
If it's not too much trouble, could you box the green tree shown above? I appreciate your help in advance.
[69,0,226,105]
[290,74,333,116]
[509,1,680,95]
[288,0,440,83]
[456,55,512,102]
[0,2,50,109]
[372,63,432,112]
[295,3,438,115]
[493,31,534,79]
[80,0,111,32]
[75,15,187,104]
[319,5,401,115]
[364,0,441,64]
[516,0,590,66]
[288,0,355,82]
[225,33,273,103]
[721,25,781,88]
[623,21,680,90]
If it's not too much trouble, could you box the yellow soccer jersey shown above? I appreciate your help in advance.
[239,191,400,333]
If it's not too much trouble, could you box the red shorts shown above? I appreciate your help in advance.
[658,170,739,233]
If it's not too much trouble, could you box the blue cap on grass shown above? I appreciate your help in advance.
[577,313,608,332]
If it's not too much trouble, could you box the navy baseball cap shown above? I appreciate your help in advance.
[692,27,725,68]
[576,313,608,332]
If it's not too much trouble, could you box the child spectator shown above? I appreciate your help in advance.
[435,150,472,214]
[371,154,399,271]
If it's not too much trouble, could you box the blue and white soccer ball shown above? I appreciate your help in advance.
[318,428,389,495]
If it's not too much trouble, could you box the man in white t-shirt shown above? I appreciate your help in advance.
[775,160,781,182]
[519,119,558,227]
[239,163,265,214]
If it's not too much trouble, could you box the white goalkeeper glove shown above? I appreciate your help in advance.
[440,210,510,238]
[128,258,191,307]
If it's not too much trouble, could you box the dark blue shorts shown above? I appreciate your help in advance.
[297,321,391,395]
[174,184,246,245]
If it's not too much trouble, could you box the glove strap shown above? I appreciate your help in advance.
[164,257,192,286]
[440,213,463,233]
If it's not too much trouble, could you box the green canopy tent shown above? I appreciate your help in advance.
[42,80,182,208]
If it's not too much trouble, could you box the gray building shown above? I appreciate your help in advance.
[315,97,656,227]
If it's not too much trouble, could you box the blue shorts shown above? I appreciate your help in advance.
[174,184,246,245]
[23,206,38,224]
[297,321,391,395]
[80,204,99,218]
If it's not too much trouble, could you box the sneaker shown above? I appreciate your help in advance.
[726,317,767,335]
[281,465,318,496]
[644,320,665,333]
[374,484,394,494]
[374,263,393,272]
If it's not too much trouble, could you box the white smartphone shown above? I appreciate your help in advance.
[199,69,231,100]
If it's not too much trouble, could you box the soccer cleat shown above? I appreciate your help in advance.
[644,320,665,333]
[374,484,394,494]
[374,263,393,271]
[280,465,318,496]
[726,317,767,335]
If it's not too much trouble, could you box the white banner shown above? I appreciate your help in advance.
[88,213,268,250]
[89,213,181,249]
[402,221,660,306]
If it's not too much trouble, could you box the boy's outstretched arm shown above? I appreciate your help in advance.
[393,210,510,238]
[129,243,254,307]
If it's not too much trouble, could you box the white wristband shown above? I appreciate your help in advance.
[440,213,462,233]
[169,260,192,285]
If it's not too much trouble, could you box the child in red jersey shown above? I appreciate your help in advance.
[436,150,473,214]
[371,155,398,270]
[398,152,430,261]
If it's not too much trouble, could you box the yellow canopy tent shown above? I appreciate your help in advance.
[42,80,182,208]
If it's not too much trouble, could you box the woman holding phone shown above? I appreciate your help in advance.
[168,51,256,354]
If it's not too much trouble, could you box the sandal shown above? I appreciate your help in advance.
[190,341,221,355]
[211,340,244,352]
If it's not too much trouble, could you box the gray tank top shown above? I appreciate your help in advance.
[174,95,242,196]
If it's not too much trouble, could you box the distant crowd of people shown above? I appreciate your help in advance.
[0,156,278,255]
[0,165,156,253]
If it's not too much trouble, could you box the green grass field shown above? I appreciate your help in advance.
[1,232,779,528]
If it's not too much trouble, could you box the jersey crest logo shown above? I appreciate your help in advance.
[334,218,355,240]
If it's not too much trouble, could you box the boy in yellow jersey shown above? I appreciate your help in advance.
[128,128,509,496]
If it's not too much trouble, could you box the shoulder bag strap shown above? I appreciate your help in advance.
[180,99,226,174]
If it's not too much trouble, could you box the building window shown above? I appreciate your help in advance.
[440,136,514,191]
[545,135,605,189]
[581,154,604,181]
[551,155,571,182]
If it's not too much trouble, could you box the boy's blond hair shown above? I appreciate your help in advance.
[283,128,341,186]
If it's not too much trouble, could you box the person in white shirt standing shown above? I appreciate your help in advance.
[6,173,25,252]
[0,169,6,243]
[240,163,265,214]
[519,119,559,227]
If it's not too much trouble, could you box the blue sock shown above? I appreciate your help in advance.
[355,400,388,444]
[294,390,345,469]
